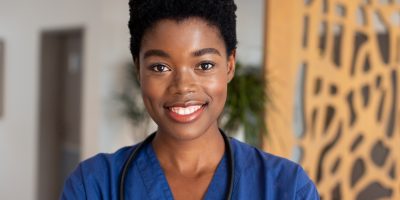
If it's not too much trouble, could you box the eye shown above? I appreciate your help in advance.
[198,62,215,71]
[151,64,170,72]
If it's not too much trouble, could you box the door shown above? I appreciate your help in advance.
[37,29,83,200]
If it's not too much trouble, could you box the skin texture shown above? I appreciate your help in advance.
[137,17,236,200]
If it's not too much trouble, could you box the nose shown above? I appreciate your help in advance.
[169,67,197,95]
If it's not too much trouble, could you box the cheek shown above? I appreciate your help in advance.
[205,76,228,106]
[141,80,157,99]
[140,77,165,112]
[140,69,166,98]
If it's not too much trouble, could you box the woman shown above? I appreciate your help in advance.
[61,0,319,199]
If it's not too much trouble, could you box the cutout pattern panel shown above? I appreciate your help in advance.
[264,0,400,199]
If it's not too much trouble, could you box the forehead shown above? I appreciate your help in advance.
[140,18,227,58]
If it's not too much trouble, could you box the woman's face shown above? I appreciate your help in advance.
[138,18,235,141]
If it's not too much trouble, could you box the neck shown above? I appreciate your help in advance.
[152,127,225,176]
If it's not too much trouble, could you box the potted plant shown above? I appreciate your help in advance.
[222,63,266,147]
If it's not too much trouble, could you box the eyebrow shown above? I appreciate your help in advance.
[143,48,221,59]
[192,48,221,57]
[143,49,170,59]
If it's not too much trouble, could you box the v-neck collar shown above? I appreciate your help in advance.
[135,142,229,200]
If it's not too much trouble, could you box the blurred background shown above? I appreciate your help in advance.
[0,0,399,200]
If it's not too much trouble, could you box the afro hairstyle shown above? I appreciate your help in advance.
[128,0,237,61]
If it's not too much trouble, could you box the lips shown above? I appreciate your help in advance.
[165,102,207,123]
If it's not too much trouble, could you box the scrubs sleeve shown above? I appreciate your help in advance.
[296,180,320,200]
[60,164,86,200]
[295,167,320,200]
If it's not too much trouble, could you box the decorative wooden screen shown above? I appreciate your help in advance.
[263,0,400,199]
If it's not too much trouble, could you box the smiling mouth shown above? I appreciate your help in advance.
[166,103,207,123]
[170,105,202,115]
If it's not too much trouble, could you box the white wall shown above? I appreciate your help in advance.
[236,0,265,66]
[0,0,131,199]
[0,0,264,199]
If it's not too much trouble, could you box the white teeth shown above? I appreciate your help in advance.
[170,105,202,115]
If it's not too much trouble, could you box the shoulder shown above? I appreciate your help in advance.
[79,145,134,174]
[230,138,300,174]
[230,138,319,199]
[61,144,139,199]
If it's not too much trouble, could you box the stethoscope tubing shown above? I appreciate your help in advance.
[119,130,234,200]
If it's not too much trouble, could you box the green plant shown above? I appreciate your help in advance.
[221,63,266,147]
[119,63,147,126]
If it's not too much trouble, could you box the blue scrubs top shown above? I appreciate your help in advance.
[61,138,319,199]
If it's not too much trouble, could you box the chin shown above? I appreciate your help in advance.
[157,121,217,142]
[159,126,205,141]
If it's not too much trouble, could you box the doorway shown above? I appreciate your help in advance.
[37,28,84,200]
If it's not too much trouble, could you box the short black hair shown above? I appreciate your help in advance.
[128,0,237,61]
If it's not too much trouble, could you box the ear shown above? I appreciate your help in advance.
[227,49,236,83]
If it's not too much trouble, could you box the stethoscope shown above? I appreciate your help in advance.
[119,130,235,200]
